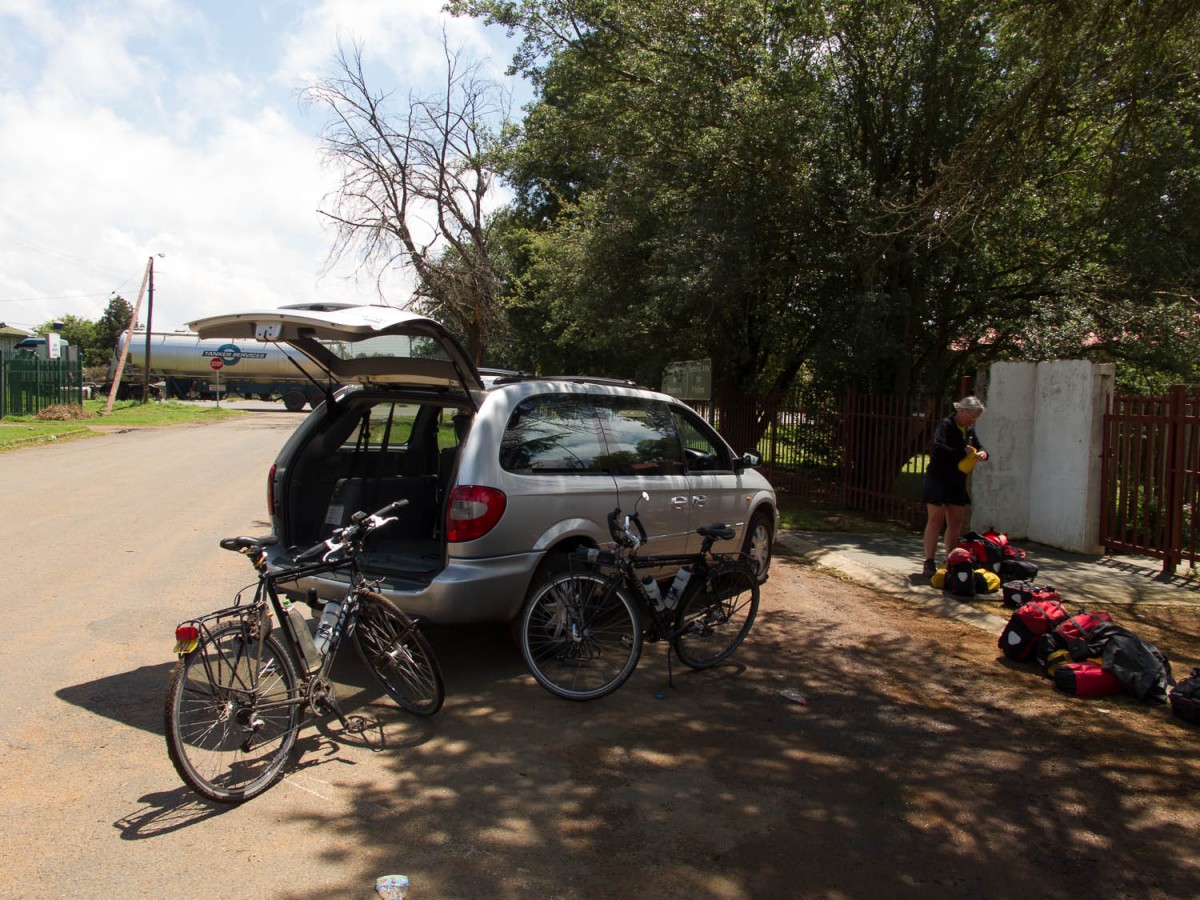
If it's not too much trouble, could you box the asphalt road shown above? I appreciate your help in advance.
[0,410,309,895]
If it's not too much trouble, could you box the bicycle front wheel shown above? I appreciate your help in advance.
[519,572,642,701]
[672,563,760,669]
[164,621,301,803]
[352,592,445,716]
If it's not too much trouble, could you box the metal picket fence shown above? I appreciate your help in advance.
[0,353,85,418]
[693,389,938,529]
[1101,385,1200,574]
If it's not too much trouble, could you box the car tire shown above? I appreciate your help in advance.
[742,509,774,583]
[509,549,577,645]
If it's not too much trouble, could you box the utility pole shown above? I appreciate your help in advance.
[142,256,155,403]
[102,257,152,416]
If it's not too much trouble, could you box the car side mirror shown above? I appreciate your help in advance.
[733,450,761,473]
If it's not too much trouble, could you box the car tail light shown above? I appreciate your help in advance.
[446,485,507,542]
[266,464,277,516]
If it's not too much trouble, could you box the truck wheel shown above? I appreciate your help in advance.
[283,391,306,412]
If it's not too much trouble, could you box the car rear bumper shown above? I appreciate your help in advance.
[274,551,540,625]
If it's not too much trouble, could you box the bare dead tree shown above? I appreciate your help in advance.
[304,37,510,363]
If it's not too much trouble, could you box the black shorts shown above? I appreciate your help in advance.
[921,474,971,507]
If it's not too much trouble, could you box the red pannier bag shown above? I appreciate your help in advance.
[1001,581,1059,609]
[1055,611,1115,659]
[998,599,1069,661]
[984,527,1027,561]
[1053,661,1123,697]
[958,531,1006,572]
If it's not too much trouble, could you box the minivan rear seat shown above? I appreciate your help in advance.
[324,475,437,541]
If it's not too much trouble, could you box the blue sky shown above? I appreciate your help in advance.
[0,0,528,333]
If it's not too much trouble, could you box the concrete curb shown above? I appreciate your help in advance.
[776,532,1010,633]
[775,529,1200,634]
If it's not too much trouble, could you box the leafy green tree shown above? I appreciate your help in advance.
[455,0,1200,412]
[96,296,133,361]
[34,315,99,366]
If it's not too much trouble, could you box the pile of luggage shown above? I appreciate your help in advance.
[930,528,1038,598]
[930,528,1200,720]
[997,594,1173,701]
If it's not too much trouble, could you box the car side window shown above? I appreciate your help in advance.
[594,397,685,476]
[339,402,418,451]
[499,395,608,474]
[672,404,732,472]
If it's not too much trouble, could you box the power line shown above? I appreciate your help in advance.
[0,232,131,282]
[0,292,120,303]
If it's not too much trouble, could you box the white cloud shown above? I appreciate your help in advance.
[0,0,524,334]
[277,0,511,88]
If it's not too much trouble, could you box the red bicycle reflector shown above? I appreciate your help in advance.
[173,624,200,654]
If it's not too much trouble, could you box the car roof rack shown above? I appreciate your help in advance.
[488,372,648,390]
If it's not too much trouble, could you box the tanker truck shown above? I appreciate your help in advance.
[105,330,334,411]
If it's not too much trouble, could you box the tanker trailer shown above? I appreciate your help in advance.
[106,330,334,410]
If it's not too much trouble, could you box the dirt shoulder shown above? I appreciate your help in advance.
[705,549,1200,899]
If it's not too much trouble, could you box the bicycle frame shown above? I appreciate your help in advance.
[172,555,363,720]
[581,505,744,637]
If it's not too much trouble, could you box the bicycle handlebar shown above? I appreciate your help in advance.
[607,507,648,548]
[292,499,410,563]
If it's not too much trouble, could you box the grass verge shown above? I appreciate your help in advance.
[777,492,913,535]
[0,400,243,452]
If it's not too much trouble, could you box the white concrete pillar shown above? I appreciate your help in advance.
[972,360,1115,554]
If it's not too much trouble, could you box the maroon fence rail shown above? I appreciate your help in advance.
[698,389,938,529]
[1101,386,1200,574]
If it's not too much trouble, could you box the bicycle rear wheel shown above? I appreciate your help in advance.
[672,563,760,669]
[519,572,642,701]
[352,592,445,716]
[164,621,300,803]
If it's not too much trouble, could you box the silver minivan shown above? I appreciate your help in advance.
[190,303,777,625]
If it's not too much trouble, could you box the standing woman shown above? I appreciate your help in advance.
[921,396,989,576]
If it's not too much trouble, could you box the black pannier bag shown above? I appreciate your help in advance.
[945,548,977,598]
[1170,668,1200,725]
[999,558,1039,582]
[1002,581,1059,610]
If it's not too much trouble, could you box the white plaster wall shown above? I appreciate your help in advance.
[971,362,1035,537]
[972,360,1114,553]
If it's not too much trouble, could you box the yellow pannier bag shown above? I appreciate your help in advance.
[977,568,1001,593]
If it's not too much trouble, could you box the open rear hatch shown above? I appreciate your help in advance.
[188,303,485,406]
[189,304,485,584]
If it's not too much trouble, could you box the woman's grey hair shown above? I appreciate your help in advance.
[954,396,986,413]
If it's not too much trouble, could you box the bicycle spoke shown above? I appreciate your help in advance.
[353,593,445,716]
[165,623,301,803]
[672,564,759,670]
[520,573,642,701]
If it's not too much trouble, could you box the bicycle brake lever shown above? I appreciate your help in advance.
[294,538,335,563]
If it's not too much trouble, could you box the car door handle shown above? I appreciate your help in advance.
[692,494,707,507]
[671,496,689,509]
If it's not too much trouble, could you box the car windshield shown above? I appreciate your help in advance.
[317,334,451,362]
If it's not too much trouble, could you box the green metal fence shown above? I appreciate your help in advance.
[0,353,84,418]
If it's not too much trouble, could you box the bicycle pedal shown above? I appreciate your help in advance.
[343,715,371,735]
